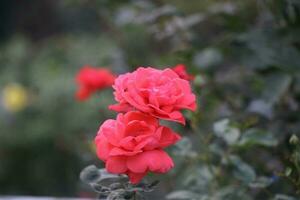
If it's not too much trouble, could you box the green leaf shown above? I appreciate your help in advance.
[229,155,256,184]
[79,165,101,184]
[183,166,214,189]
[173,137,197,158]
[193,48,223,69]
[262,73,292,105]
[247,99,273,119]
[166,190,201,200]
[249,176,273,188]
[80,166,127,185]
[236,128,278,147]
[285,167,293,176]
[289,134,299,145]
[213,186,252,200]
[213,119,240,145]
[274,194,297,200]
[239,29,300,71]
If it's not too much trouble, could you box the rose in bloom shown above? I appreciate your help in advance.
[172,64,194,81]
[95,111,181,184]
[75,66,115,101]
[109,67,196,124]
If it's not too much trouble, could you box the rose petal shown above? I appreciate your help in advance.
[124,111,158,127]
[127,150,174,173]
[95,134,113,161]
[157,127,181,148]
[106,156,127,173]
[109,147,142,156]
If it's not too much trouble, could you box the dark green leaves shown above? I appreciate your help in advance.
[80,166,159,200]
[237,128,278,147]
[229,155,256,184]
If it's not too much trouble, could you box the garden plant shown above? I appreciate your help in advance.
[0,1,299,200]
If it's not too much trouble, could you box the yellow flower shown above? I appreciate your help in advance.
[2,83,28,112]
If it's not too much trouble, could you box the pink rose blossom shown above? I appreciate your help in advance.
[109,67,197,124]
[95,111,181,184]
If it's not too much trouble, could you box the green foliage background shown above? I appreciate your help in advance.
[0,0,299,199]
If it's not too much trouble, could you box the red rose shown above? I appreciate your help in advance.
[109,67,196,124]
[172,64,194,81]
[75,66,115,101]
[95,111,181,184]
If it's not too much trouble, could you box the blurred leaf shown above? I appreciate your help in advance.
[213,119,240,145]
[229,155,256,184]
[249,176,273,188]
[239,29,300,71]
[274,194,297,200]
[166,190,201,200]
[247,99,273,119]
[3,36,30,63]
[193,48,223,69]
[208,2,237,15]
[236,128,278,147]
[289,134,300,145]
[285,167,293,177]
[264,0,300,25]
[173,137,197,158]
[212,186,252,200]
[183,166,214,191]
[262,73,292,105]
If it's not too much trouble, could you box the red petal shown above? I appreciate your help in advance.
[126,150,174,173]
[94,134,112,161]
[106,156,127,173]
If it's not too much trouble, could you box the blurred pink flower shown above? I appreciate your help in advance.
[75,65,115,101]
[172,64,194,81]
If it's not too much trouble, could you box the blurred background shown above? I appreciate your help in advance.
[0,0,300,199]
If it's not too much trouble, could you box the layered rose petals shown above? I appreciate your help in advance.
[109,67,197,124]
[75,65,115,101]
[94,111,181,184]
